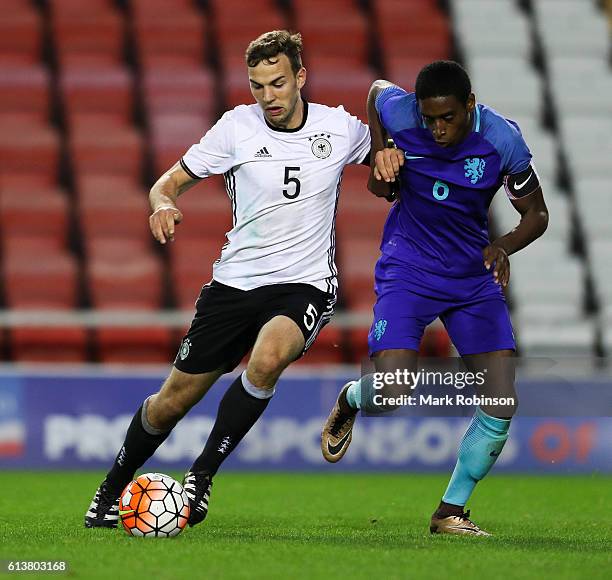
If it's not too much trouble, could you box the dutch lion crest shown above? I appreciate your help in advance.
[373,319,388,341]
[464,157,486,184]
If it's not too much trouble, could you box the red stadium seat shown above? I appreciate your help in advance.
[149,113,213,176]
[11,327,89,363]
[0,65,51,123]
[223,69,255,109]
[294,0,369,68]
[0,4,43,65]
[133,13,208,69]
[385,57,436,91]
[141,68,216,119]
[336,194,391,239]
[0,120,60,184]
[69,123,144,180]
[51,0,125,67]
[168,237,225,309]
[337,237,381,312]
[306,68,376,121]
[96,326,174,363]
[3,240,79,309]
[78,189,150,242]
[59,66,134,125]
[86,238,163,310]
[0,187,70,247]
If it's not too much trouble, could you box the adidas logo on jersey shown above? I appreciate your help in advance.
[254,147,272,158]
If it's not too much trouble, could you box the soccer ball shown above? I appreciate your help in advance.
[119,473,190,538]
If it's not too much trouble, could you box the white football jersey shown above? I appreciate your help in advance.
[180,101,370,294]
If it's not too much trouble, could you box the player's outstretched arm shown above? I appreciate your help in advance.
[149,162,198,244]
[484,184,548,286]
[366,80,400,200]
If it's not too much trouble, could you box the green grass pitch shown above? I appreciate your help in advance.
[1,472,610,579]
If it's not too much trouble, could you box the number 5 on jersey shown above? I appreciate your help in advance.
[283,166,301,199]
[304,303,318,331]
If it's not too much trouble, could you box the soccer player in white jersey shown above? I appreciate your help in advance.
[85,30,371,528]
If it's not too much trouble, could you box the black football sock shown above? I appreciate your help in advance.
[190,373,272,476]
[434,500,466,518]
[105,397,173,493]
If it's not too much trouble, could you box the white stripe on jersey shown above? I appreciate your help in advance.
[181,101,370,293]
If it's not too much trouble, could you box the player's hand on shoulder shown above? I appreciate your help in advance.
[483,244,510,286]
[149,205,183,244]
[374,148,404,183]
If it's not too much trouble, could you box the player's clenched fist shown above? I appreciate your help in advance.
[374,148,405,183]
[149,205,183,244]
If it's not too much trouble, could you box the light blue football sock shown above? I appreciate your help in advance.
[345,380,362,410]
[442,407,511,507]
[345,375,384,413]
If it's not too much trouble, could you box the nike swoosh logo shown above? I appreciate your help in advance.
[119,509,135,516]
[327,431,351,455]
[405,154,425,160]
[513,172,533,190]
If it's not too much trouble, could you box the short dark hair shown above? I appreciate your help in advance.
[246,30,303,74]
[415,60,472,105]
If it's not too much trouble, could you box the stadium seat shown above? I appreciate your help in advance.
[59,66,134,127]
[149,113,213,176]
[3,239,80,309]
[141,68,216,120]
[68,122,144,180]
[376,0,451,64]
[0,187,70,247]
[558,117,612,178]
[534,0,609,57]
[86,239,163,310]
[452,0,532,60]
[132,2,208,69]
[168,236,225,309]
[0,120,61,185]
[549,57,612,116]
[51,0,125,67]
[77,189,150,242]
[294,0,369,64]
[0,4,43,65]
[516,319,596,357]
[468,58,543,120]
[306,68,377,121]
[10,326,89,363]
[95,326,174,363]
[337,237,381,312]
[0,64,51,123]
[574,178,611,238]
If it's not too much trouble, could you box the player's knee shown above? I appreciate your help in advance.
[149,381,199,428]
[247,352,289,388]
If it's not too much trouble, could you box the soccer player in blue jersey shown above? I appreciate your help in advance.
[321,61,549,536]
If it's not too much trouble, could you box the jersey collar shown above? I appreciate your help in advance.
[264,99,309,133]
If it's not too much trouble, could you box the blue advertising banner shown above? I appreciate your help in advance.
[0,369,610,472]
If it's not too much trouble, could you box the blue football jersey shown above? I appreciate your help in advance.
[375,85,532,278]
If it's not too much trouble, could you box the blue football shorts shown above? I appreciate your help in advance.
[367,255,516,357]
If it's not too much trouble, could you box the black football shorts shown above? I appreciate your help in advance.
[174,280,336,374]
